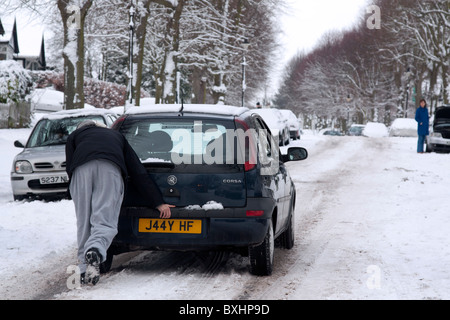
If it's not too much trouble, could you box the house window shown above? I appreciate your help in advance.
[0,53,6,60]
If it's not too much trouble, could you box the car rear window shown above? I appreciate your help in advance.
[27,116,106,148]
[119,118,250,166]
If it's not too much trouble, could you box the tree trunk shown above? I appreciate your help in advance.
[442,64,449,105]
[131,0,152,107]
[154,0,185,104]
[58,0,93,110]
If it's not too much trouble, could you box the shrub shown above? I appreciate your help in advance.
[0,61,32,103]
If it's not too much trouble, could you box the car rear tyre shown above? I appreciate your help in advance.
[248,220,274,276]
[99,249,114,274]
[279,201,295,249]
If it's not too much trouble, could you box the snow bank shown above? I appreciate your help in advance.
[0,128,77,295]
[184,201,224,210]
[363,122,389,137]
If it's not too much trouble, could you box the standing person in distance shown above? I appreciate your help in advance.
[415,98,430,153]
[65,120,174,285]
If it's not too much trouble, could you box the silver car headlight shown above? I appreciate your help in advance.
[15,160,33,174]
[431,132,442,138]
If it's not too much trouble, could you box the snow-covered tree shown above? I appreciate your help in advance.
[275,0,449,130]
[4,0,283,107]
[378,0,449,111]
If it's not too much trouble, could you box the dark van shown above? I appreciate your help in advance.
[108,104,307,275]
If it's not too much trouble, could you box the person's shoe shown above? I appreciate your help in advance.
[85,248,102,285]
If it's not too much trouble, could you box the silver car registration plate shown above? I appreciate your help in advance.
[40,175,69,185]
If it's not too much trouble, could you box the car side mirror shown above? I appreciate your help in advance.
[14,140,25,148]
[282,147,308,162]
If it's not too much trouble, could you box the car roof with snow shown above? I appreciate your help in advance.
[251,108,283,116]
[41,108,120,120]
[124,104,251,118]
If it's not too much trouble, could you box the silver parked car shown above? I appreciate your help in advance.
[10,108,120,201]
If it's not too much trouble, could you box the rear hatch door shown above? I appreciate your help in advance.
[119,116,247,208]
[434,107,450,138]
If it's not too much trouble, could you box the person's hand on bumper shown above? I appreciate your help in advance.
[157,204,175,219]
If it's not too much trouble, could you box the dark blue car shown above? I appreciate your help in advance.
[107,105,307,275]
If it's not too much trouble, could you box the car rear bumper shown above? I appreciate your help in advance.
[289,130,299,138]
[428,136,450,152]
[112,198,275,252]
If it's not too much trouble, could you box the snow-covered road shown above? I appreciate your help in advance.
[1,128,450,300]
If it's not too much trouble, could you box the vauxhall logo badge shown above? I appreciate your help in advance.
[167,175,177,186]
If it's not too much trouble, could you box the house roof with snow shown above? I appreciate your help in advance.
[0,17,46,71]
[0,17,19,54]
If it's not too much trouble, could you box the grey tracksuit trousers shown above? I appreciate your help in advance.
[69,159,124,273]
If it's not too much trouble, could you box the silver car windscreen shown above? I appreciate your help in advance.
[27,116,106,148]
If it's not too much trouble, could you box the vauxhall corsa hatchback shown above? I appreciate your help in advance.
[108,104,307,275]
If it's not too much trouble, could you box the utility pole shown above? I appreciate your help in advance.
[126,0,135,111]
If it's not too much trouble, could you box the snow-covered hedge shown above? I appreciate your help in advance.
[0,61,32,103]
[33,71,150,109]
[84,77,127,108]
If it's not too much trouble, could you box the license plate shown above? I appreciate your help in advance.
[40,175,68,185]
[138,218,202,234]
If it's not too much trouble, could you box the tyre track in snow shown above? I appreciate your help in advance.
[232,136,382,299]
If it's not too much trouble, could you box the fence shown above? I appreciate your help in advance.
[0,101,31,129]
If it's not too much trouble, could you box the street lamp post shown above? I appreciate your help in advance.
[201,76,207,104]
[127,1,135,110]
[241,38,250,107]
[404,67,412,118]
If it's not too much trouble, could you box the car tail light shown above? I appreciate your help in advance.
[111,115,126,129]
[235,119,257,172]
[244,162,256,171]
[246,210,264,217]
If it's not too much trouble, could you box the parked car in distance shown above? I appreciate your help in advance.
[10,108,120,201]
[347,124,365,136]
[426,105,450,153]
[321,128,343,136]
[280,109,301,140]
[389,118,417,137]
[252,108,290,146]
[108,104,308,276]
[362,122,389,137]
